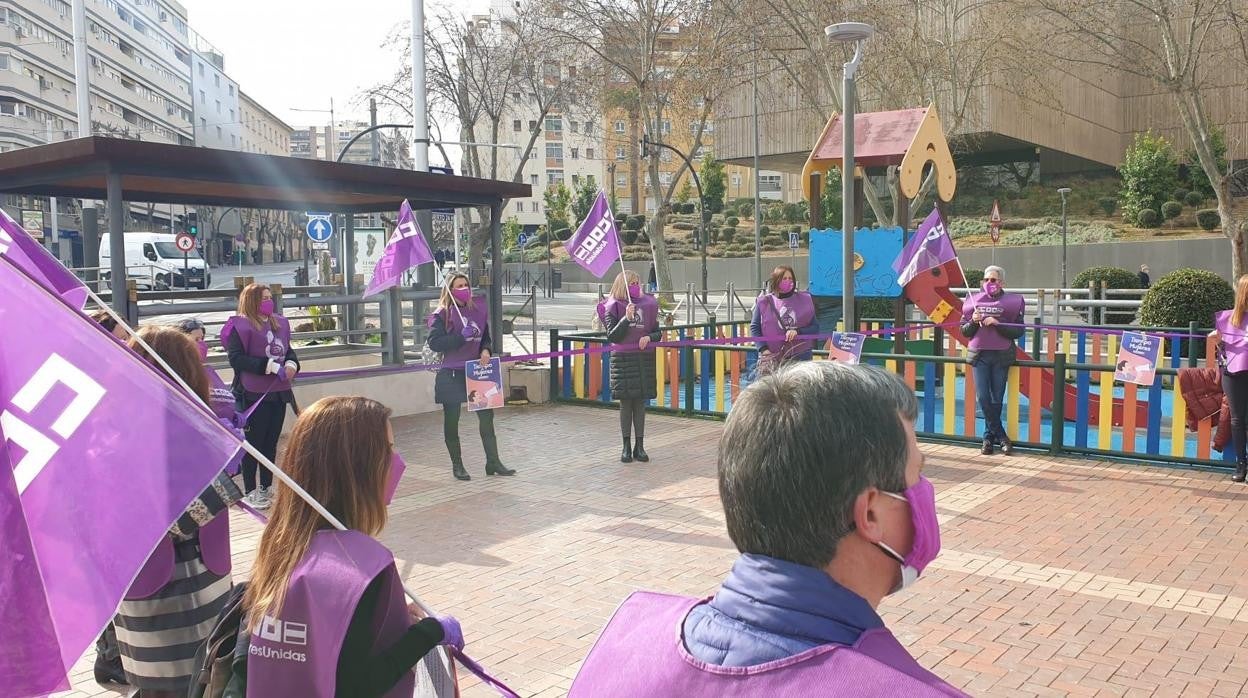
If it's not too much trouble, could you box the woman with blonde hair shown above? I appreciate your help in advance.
[427,273,515,481]
[116,326,241,697]
[222,283,300,509]
[1210,275,1248,481]
[597,269,661,463]
[243,397,462,696]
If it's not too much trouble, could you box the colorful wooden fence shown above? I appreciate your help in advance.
[552,321,1228,469]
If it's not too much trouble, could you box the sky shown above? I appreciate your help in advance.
[180,0,493,134]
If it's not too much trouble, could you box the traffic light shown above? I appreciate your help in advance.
[187,211,199,237]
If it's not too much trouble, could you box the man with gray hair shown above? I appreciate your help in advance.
[570,362,964,696]
[962,265,1026,455]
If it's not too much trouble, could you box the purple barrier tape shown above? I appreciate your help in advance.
[451,646,521,698]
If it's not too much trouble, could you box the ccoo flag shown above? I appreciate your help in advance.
[0,255,244,696]
[893,208,958,288]
[565,190,622,278]
[0,206,87,309]
[364,200,435,297]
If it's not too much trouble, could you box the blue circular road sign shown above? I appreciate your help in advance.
[306,216,334,243]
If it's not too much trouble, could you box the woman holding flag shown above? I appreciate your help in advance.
[750,265,819,374]
[224,283,300,509]
[599,269,661,463]
[428,273,515,481]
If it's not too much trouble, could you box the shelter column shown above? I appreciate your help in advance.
[488,201,503,355]
[106,172,126,319]
[344,213,359,339]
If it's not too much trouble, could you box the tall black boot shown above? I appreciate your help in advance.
[481,415,515,476]
[93,623,127,685]
[620,436,634,463]
[1235,457,1247,483]
[447,440,470,481]
[632,436,649,462]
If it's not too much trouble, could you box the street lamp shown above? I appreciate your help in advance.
[825,21,874,331]
[1058,187,1072,290]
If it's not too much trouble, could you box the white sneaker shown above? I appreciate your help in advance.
[259,485,273,503]
[248,490,271,511]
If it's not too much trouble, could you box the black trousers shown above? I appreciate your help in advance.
[442,404,502,465]
[1223,370,1248,462]
[241,400,285,492]
[619,398,647,440]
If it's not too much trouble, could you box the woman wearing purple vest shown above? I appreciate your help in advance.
[177,317,237,423]
[428,273,516,481]
[224,283,300,509]
[598,270,662,463]
[750,265,820,372]
[243,396,463,697]
[117,326,242,697]
[960,265,1025,456]
[1209,276,1248,481]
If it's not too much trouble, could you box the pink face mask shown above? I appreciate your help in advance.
[195,339,209,361]
[258,299,275,316]
[385,452,406,505]
[628,283,643,299]
[983,281,1001,296]
[876,476,941,592]
[450,287,472,304]
[777,279,796,294]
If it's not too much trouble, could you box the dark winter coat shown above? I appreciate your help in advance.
[605,309,661,400]
[428,318,492,405]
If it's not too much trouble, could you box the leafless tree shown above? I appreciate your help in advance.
[1036,0,1247,276]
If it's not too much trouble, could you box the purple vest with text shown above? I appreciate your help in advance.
[1216,310,1248,373]
[432,296,490,366]
[246,530,415,698]
[570,592,968,697]
[225,315,293,393]
[962,290,1025,351]
[126,514,231,599]
[758,291,816,355]
[598,294,660,352]
[205,365,236,420]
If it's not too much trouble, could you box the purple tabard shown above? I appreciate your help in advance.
[125,514,231,599]
[246,530,416,698]
[570,591,968,697]
[431,296,490,365]
[758,291,816,355]
[962,290,1025,351]
[598,295,660,352]
[223,314,293,394]
[1216,310,1248,373]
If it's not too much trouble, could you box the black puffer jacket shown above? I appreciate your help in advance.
[428,319,492,405]
[605,309,661,400]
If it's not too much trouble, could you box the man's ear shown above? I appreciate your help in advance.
[851,488,886,544]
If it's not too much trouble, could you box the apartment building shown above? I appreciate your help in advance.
[240,90,291,156]
[188,35,238,150]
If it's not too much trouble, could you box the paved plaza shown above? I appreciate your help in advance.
[61,404,1248,697]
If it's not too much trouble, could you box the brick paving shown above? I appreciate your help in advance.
[58,404,1248,697]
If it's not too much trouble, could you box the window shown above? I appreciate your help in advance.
[528,151,536,159]
[613,120,625,134]
[230,134,235,146]
[516,201,523,212]
[200,117,206,128]
[572,174,580,186]
[511,92,520,100]
[568,65,577,78]
[660,150,672,162]
[199,89,205,103]
[660,172,672,185]
[216,125,222,138]
[229,108,234,122]
[215,100,220,114]
[229,85,234,96]
[584,121,594,135]
[616,176,626,188]
[587,175,596,187]
[547,170,564,185]
[615,146,626,160]
[586,147,595,160]
[569,120,579,133]
[570,147,578,160]
[198,63,204,77]
[544,116,561,134]
[530,174,538,186]
[214,74,220,87]
[528,119,537,132]
[661,119,671,134]
[731,175,740,186]
[532,201,540,212]
[545,142,563,161]
[512,119,521,132]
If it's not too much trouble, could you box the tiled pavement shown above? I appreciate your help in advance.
[59,404,1248,697]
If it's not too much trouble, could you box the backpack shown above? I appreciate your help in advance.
[188,583,250,698]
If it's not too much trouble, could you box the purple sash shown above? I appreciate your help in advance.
[962,290,1025,351]
[223,314,293,393]
[246,530,415,698]
[1216,310,1248,373]
[758,291,815,355]
[431,296,490,365]
[126,514,231,599]
[205,365,237,420]
[570,591,968,697]
[597,295,660,351]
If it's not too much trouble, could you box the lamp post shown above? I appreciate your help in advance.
[1058,187,1071,290]
[825,21,875,332]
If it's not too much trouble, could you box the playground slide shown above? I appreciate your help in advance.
[903,259,1144,427]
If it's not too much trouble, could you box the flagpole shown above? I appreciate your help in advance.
[80,291,439,612]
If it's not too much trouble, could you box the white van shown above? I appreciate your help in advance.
[99,232,211,290]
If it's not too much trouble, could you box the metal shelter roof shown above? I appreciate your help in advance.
[0,137,530,212]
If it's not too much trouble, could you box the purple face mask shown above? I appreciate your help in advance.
[258,298,275,316]
[628,283,643,299]
[450,287,472,304]
[385,452,406,505]
[983,281,1001,296]
[195,339,209,361]
[876,475,941,591]
[777,279,795,294]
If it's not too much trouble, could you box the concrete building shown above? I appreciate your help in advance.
[332,120,411,168]
[240,90,291,156]
[0,0,196,263]
[188,34,238,151]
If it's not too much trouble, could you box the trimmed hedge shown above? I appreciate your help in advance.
[1139,268,1233,336]
[1196,209,1220,230]
[1072,266,1140,324]
[963,268,984,289]
[1136,209,1161,228]
[1161,201,1182,220]
[1184,191,1205,207]
[1097,197,1117,216]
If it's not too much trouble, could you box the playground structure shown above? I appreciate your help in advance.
[800,105,1141,428]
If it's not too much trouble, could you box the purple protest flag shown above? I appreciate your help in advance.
[0,206,88,309]
[565,190,623,279]
[364,200,435,297]
[0,256,243,697]
[893,208,958,288]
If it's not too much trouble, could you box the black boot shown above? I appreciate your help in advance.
[93,624,128,686]
[447,440,470,481]
[1235,458,1247,483]
[1000,436,1015,456]
[981,439,994,456]
[620,437,634,463]
[633,437,650,463]
[481,422,515,476]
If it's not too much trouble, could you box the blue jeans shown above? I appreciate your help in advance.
[971,350,1012,443]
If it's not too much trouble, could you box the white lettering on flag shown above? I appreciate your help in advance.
[575,218,612,265]
[0,225,11,255]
